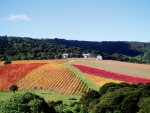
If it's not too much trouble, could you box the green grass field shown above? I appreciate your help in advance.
[0,90,81,105]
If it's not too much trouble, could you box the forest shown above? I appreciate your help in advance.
[0,36,150,63]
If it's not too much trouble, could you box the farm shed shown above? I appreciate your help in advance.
[96,55,102,60]
[83,53,92,58]
[62,53,69,58]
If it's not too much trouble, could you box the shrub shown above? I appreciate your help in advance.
[121,95,139,113]
[0,92,56,113]
[54,100,63,105]
[99,82,117,95]
[80,90,100,109]
[69,102,79,107]
[4,60,11,65]
[9,84,18,94]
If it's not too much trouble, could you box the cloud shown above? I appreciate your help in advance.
[3,14,30,21]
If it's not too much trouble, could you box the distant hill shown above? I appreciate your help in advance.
[0,36,150,63]
[0,36,102,60]
[43,38,150,56]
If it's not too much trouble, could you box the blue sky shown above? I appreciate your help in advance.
[0,0,150,42]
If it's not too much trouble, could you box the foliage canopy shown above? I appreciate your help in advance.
[0,92,56,113]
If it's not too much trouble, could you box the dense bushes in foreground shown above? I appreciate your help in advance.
[0,92,55,113]
[80,82,150,113]
[1,82,150,113]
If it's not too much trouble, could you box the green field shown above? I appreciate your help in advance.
[0,90,81,105]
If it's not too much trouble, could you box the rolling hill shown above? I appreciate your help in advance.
[1,36,150,63]
[1,59,150,112]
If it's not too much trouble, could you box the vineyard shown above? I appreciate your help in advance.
[16,62,89,95]
[69,59,150,78]
[85,73,123,86]
[0,59,150,96]
[0,63,45,90]
[0,60,89,95]
[71,64,150,85]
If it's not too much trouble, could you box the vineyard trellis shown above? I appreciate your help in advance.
[0,63,45,90]
[72,64,150,84]
[16,63,89,95]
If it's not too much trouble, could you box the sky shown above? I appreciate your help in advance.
[0,0,150,42]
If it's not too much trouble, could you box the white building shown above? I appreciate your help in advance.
[62,53,69,58]
[83,53,92,58]
[96,55,102,60]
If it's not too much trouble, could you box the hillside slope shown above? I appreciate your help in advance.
[0,36,102,60]
[1,36,150,63]
[44,38,150,56]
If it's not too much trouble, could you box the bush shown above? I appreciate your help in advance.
[54,100,63,105]
[80,90,100,109]
[99,82,117,95]
[137,97,150,113]
[9,84,18,94]
[4,60,11,65]
[93,104,111,113]
[69,102,79,107]
[121,95,139,113]
[89,99,99,110]
[0,92,56,113]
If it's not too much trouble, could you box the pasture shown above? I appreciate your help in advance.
[0,90,81,105]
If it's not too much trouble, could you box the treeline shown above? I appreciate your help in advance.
[0,36,150,63]
[0,36,123,61]
[43,38,150,56]
[1,82,150,113]
[44,38,150,63]
[0,36,100,60]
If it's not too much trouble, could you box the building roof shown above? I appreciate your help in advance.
[83,53,92,56]
[62,53,69,56]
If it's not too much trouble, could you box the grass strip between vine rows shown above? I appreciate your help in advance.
[64,64,99,91]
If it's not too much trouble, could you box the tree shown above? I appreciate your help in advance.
[55,54,62,59]
[143,50,150,63]
[99,82,117,95]
[4,60,11,65]
[137,97,150,113]
[0,92,56,113]
[9,84,18,94]
[121,95,139,113]
[80,90,100,109]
